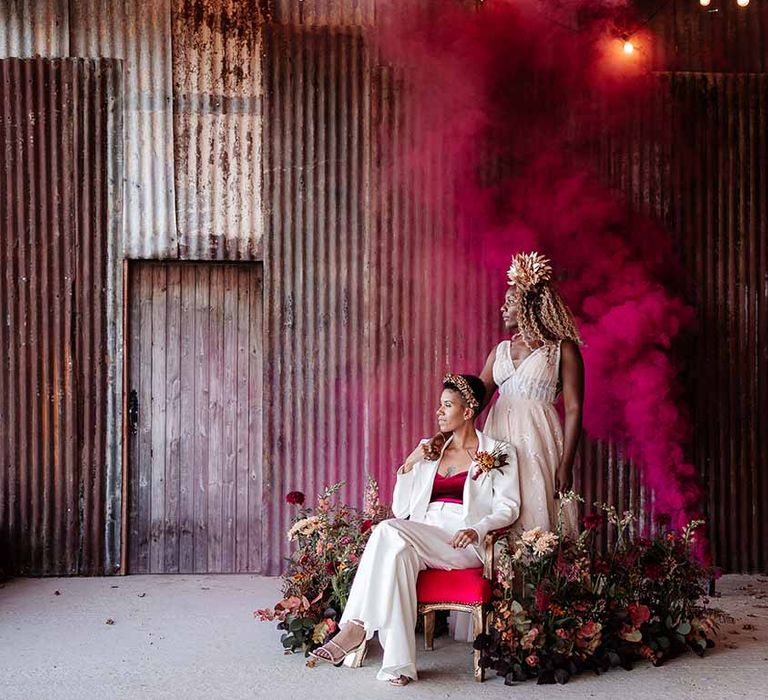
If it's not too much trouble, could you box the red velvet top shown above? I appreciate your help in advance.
[430,471,468,504]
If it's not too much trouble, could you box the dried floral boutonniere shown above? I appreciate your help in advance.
[471,445,509,480]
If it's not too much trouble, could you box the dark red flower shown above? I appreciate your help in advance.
[325,561,336,575]
[628,602,651,627]
[593,559,611,575]
[286,491,305,505]
[582,513,603,530]
[360,519,374,533]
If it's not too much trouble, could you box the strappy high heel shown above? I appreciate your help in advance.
[341,638,368,668]
[308,637,368,668]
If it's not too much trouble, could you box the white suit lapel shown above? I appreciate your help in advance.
[462,428,487,517]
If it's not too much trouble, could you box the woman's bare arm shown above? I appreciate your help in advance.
[478,346,498,413]
[556,340,584,492]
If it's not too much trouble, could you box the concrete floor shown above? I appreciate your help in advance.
[0,573,766,700]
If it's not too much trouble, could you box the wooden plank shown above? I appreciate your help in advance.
[248,266,263,571]
[178,264,196,573]
[207,265,224,572]
[235,267,251,572]
[126,266,140,572]
[193,265,210,572]
[135,264,154,573]
[221,265,238,571]
[149,264,168,573]
[164,264,181,573]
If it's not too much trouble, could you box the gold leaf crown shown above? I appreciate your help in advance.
[442,373,479,411]
[506,251,553,291]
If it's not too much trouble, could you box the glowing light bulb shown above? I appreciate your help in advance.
[699,0,711,6]
[623,40,635,55]
[736,0,749,7]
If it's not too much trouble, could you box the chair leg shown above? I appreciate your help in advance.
[472,605,485,682]
[423,610,435,651]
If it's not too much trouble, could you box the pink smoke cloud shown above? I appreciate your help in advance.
[373,1,707,555]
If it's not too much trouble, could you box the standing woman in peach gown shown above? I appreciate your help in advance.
[479,252,584,537]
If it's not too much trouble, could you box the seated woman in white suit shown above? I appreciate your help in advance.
[309,373,521,686]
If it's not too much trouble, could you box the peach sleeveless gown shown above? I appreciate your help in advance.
[483,339,578,538]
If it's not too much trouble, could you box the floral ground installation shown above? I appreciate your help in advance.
[255,486,726,684]
[254,478,391,653]
[478,494,727,685]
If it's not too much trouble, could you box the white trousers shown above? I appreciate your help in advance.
[340,502,482,681]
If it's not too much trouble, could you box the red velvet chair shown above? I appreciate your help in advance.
[416,527,511,682]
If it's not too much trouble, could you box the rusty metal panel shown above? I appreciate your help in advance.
[0,57,121,575]
[69,0,178,259]
[598,73,768,572]
[0,0,69,58]
[272,0,376,26]
[171,0,265,260]
[2,1,267,261]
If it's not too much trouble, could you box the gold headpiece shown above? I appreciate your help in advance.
[442,373,479,411]
[506,252,552,291]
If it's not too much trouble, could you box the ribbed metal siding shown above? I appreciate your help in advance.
[69,0,177,258]
[262,26,511,573]
[262,27,369,572]
[271,0,375,26]
[171,1,265,260]
[598,73,768,572]
[0,57,121,575]
[0,1,69,57]
[0,0,266,260]
[647,1,768,73]
[671,74,768,573]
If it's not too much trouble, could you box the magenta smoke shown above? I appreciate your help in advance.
[374,1,707,555]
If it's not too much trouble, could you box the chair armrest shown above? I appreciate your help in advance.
[483,526,514,580]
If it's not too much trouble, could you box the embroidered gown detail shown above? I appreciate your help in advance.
[483,339,578,537]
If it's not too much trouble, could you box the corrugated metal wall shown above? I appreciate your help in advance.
[0,2,766,575]
[0,57,122,575]
[599,72,768,572]
[171,1,265,259]
[0,0,265,259]
[647,0,768,73]
[261,25,540,572]
[259,7,768,573]
[262,27,370,570]
[678,73,768,573]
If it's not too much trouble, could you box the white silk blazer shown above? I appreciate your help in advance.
[391,429,521,558]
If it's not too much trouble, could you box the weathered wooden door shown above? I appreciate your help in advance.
[126,262,263,573]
